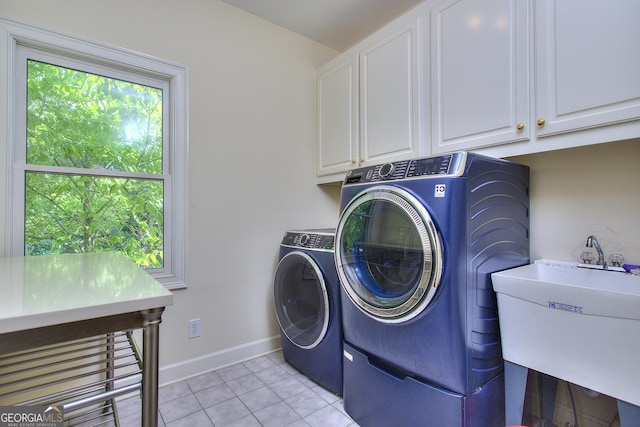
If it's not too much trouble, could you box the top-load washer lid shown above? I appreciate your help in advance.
[335,185,443,323]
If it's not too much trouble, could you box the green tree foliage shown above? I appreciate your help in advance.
[25,60,164,269]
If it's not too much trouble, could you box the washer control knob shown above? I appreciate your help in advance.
[298,233,310,246]
[379,163,395,179]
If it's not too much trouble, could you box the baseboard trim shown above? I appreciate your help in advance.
[159,335,281,386]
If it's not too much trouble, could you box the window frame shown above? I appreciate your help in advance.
[0,16,189,289]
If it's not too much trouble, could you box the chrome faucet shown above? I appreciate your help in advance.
[586,235,606,268]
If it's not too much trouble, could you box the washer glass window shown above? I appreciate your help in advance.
[336,186,442,322]
[273,252,330,349]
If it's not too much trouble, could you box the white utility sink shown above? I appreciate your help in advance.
[492,260,640,407]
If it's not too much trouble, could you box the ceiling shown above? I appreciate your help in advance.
[221,0,424,51]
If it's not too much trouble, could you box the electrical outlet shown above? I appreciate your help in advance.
[188,318,201,339]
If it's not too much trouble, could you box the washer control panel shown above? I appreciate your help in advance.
[344,153,466,185]
[406,155,455,177]
[281,230,335,251]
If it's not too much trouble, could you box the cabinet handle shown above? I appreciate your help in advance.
[360,158,364,163]
[351,159,356,164]
[537,118,546,126]
[516,123,525,130]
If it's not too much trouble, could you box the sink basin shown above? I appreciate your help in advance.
[493,259,640,319]
[492,260,640,406]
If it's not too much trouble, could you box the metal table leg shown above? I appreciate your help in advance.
[140,308,165,427]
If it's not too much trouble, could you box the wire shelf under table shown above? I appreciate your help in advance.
[0,331,142,426]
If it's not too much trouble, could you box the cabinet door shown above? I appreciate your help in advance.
[360,14,425,165]
[535,0,640,136]
[316,56,358,177]
[430,0,529,154]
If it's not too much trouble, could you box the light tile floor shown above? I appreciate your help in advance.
[115,350,359,427]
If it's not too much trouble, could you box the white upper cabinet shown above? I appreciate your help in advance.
[433,0,640,157]
[317,0,640,177]
[316,3,428,183]
[316,56,359,178]
[359,15,425,166]
[430,0,530,154]
[534,0,640,137]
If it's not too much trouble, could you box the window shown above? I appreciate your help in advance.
[0,17,188,288]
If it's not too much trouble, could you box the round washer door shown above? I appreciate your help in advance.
[335,185,443,323]
[273,251,330,349]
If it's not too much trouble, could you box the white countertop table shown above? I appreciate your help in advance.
[0,252,173,426]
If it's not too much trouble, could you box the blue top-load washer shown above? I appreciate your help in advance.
[335,152,529,426]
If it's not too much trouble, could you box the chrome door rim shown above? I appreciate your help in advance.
[335,185,443,323]
[273,251,330,349]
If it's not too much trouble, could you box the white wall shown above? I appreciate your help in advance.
[0,0,341,383]
[509,138,640,265]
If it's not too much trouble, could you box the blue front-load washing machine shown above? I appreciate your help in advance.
[335,152,530,426]
[273,229,342,395]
